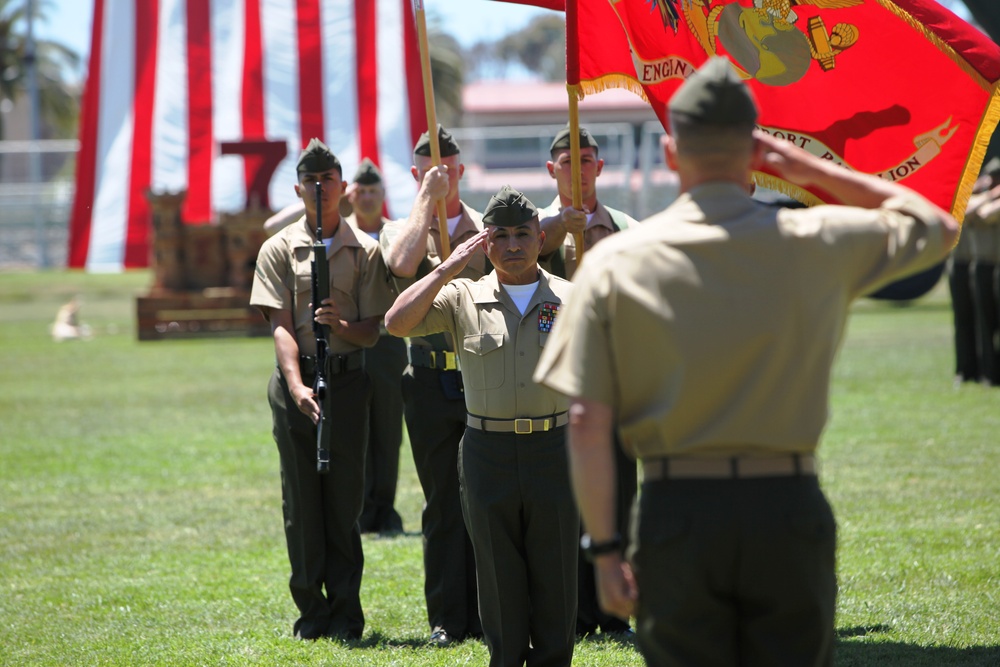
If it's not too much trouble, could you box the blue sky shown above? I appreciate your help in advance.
[35,0,555,81]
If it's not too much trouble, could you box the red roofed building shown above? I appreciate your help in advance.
[462,81,658,127]
[455,81,678,219]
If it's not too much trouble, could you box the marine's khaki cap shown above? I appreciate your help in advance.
[413,124,461,157]
[353,158,382,185]
[669,56,758,126]
[482,185,538,228]
[550,125,600,153]
[296,138,342,174]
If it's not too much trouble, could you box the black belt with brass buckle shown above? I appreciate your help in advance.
[466,412,569,434]
[642,454,817,481]
[408,346,458,371]
[298,350,364,378]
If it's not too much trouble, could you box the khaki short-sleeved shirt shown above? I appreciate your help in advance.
[380,201,490,351]
[347,214,400,335]
[345,213,390,242]
[950,224,976,263]
[537,197,637,279]
[250,216,394,356]
[956,189,1000,262]
[408,269,572,419]
[965,215,1000,264]
[535,183,948,460]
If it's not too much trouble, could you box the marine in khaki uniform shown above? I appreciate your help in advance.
[386,186,578,667]
[535,58,959,666]
[963,158,1000,385]
[380,125,487,646]
[537,125,638,637]
[343,158,409,535]
[537,125,638,281]
[948,197,979,383]
[250,139,394,641]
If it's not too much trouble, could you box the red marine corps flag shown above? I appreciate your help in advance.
[69,0,426,271]
[567,0,1000,220]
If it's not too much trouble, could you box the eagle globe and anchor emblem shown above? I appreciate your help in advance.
[649,0,864,85]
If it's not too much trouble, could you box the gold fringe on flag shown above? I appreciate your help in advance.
[751,173,825,208]
[879,0,995,90]
[954,89,1000,224]
[578,75,650,103]
[878,0,1000,224]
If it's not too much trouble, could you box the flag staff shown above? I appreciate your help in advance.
[566,89,586,264]
[413,0,451,260]
[565,0,585,264]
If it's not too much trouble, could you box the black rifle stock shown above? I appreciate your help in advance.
[311,180,331,474]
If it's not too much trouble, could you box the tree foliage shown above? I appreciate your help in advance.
[464,14,566,83]
[952,0,1000,42]
[0,0,80,141]
[428,26,465,128]
[494,14,566,83]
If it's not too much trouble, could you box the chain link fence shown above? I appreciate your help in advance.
[0,140,77,269]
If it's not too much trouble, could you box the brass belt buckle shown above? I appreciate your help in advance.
[514,418,533,434]
[443,351,457,371]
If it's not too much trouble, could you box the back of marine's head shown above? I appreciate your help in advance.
[668,57,758,156]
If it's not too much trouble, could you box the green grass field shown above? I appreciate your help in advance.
[1,271,997,666]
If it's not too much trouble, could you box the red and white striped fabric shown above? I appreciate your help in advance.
[69,0,426,271]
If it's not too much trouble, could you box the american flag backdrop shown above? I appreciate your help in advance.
[68,0,426,270]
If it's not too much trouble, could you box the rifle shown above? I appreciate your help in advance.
[310,180,331,474]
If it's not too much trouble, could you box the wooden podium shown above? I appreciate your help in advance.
[136,191,272,341]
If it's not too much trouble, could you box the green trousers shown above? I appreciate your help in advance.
[632,475,837,667]
[460,425,579,667]
[401,365,481,638]
[268,367,370,640]
[577,434,636,635]
[359,334,407,532]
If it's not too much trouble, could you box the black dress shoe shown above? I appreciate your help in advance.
[429,627,454,647]
[378,509,405,535]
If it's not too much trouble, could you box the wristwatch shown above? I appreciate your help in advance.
[580,533,623,561]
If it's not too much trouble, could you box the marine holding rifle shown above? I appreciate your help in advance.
[250,138,394,641]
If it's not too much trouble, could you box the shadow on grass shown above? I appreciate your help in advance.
[366,529,421,540]
[836,626,1000,666]
[349,630,484,650]
[579,630,637,648]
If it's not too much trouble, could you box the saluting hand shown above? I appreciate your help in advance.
[595,555,638,620]
[438,228,488,280]
[385,228,489,338]
[755,130,825,187]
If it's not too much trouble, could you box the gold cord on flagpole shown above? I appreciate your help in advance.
[567,84,585,264]
[414,0,451,260]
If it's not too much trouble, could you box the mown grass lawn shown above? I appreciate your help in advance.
[0,271,997,666]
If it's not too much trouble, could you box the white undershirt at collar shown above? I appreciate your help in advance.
[501,281,539,315]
